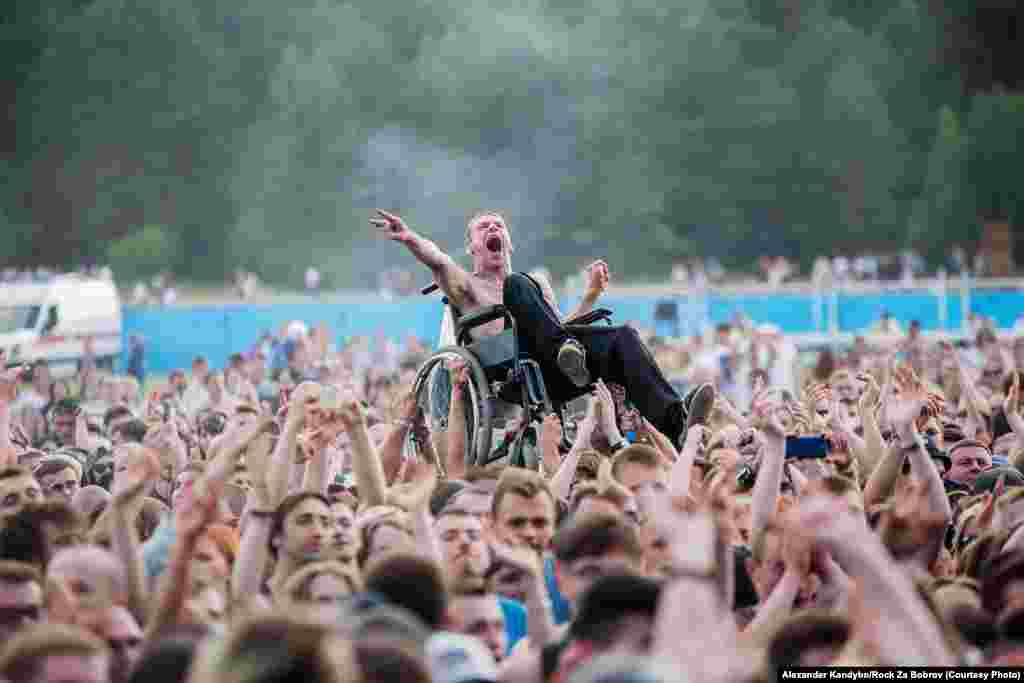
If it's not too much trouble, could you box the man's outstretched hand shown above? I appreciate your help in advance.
[370,209,413,243]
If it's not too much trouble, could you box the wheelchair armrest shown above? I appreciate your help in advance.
[456,305,511,342]
[565,307,612,327]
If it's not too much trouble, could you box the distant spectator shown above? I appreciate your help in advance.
[126,336,145,387]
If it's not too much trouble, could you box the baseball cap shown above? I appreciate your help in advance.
[425,632,498,683]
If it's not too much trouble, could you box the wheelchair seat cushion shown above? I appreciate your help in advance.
[468,329,517,381]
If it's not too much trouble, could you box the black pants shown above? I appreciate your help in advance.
[502,272,682,440]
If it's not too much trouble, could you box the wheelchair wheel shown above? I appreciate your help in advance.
[412,346,494,469]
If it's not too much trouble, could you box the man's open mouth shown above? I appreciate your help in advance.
[486,235,503,253]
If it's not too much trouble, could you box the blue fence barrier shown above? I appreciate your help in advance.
[124,288,1024,375]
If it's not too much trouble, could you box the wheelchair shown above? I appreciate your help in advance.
[412,284,613,469]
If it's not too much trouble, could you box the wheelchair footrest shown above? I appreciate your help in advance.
[518,359,551,411]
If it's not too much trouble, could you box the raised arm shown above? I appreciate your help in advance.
[565,260,609,323]
[110,450,161,626]
[145,488,219,640]
[750,394,787,550]
[340,397,388,507]
[370,210,474,310]
[0,362,23,467]
[797,497,955,666]
[231,432,274,603]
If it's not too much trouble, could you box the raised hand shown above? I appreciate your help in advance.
[885,365,927,433]
[0,359,24,404]
[593,379,622,441]
[338,397,367,432]
[370,209,414,243]
[1005,373,1020,417]
[584,260,610,297]
[751,391,786,440]
[858,373,881,415]
[388,461,437,513]
[489,541,543,578]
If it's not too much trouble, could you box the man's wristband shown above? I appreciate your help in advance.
[609,438,628,454]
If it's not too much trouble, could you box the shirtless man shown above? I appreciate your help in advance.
[371,209,712,447]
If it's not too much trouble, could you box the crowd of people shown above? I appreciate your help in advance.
[1,225,1024,682]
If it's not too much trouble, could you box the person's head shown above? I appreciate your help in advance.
[489,469,557,553]
[0,623,110,683]
[465,211,512,272]
[447,584,507,663]
[15,501,85,563]
[168,370,187,395]
[111,420,147,447]
[445,485,493,522]
[111,444,158,499]
[747,519,818,609]
[124,625,208,683]
[76,606,142,683]
[568,483,629,522]
[363,552,449,630]
[30,362,51,394]
[435,509,489,580]
[764,610,852,675]
[102,408,134,441]
[325,497,358,564]
[191,357,209,381]
[281,561,360,624]
[170,464,204,510]
[0,466,43,519]
[563,573,662,677]
[269,492,332,567]
[49,399,80,446]
[610,446,667,495]
[802,475,864,518]
[947,441,992,489]
[188,614,344,683]
[34,457,82,503]
[46,546,127,615]
[192,525,236,585]
[356,512,413,568]
[0,562,44,646]
[553,513,643,608]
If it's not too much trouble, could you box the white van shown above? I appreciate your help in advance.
[0,276,122,376]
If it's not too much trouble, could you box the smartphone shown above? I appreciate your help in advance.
[785,435,831,460]
[321,385,341,411]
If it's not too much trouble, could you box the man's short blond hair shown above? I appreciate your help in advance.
[610,444,663,480]
[464,210,511,250]
[0,623,108,683]
[282,561,361,604]
[491,467,555,518]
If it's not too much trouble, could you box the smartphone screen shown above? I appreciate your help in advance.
[785,435,831,460]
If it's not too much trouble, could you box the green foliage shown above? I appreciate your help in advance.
[2,0,1018,284]
[106,225,182,281]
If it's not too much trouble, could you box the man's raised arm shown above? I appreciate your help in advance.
[370,209,473,309]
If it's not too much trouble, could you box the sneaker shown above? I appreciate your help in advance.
[556,338,591,388]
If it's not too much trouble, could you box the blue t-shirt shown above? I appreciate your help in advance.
[543,555,571,625]
[498,597,527,652]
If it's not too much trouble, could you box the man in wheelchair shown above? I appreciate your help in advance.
[370,208,712,449]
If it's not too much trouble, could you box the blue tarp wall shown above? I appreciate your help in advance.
[125,288,1024,375]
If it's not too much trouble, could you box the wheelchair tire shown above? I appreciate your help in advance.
[412,346,494,469]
